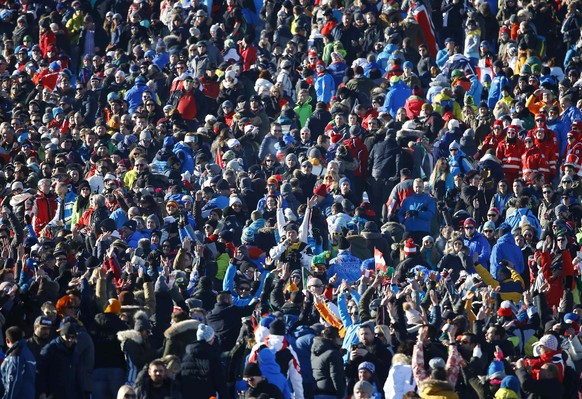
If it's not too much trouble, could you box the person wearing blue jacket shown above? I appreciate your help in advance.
[124,76,154,114]
[327,237,362,286]
[398,178,436,242]
[487,61,509,109]
[314,62,336,104]
[466,73,484,105]
[223,262,266,307]
[0,327,36,399]
[338,290,362,363]
[490,223,525,278]
[448,141,474,177]
[463,217,491,269]
[382,76,411,118]
[256,347,292,399]
[504,197,542,239]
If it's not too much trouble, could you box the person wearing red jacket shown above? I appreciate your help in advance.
[533,127,559,178]
[539,231,574,309]
[522,135,549,183]
[495,125,524,184]
[238,37,257,72]
[524,334,566,383]
[476,119,505,159]
[564,130,582,161]
[342,124,368,196]
[28,178,58,236]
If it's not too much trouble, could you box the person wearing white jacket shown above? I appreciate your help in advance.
[383,354,416,399]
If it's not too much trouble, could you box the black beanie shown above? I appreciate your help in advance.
[243,362,262,377]
[338,237,350,250]
[269,318,286,336]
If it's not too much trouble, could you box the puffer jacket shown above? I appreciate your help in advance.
[89,313,127,370]
[311,337,346,398]
[162,319,199,357]
[180,340,225,399]
[417,379,459,399]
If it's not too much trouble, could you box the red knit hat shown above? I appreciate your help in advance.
[403,238,417,255]
[313,184,327,197]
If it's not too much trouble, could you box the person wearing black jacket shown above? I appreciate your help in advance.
[345,323,392,388]
[311,327,346,398]
[207,291,255,351]
[181,324,225,399]
[367,130,402,217]
[516,360,564,399]
[242,362,284,399]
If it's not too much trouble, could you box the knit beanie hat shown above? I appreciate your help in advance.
[243,362,262,377]
[403,238,416,255]
[353,381,374,396]
[269,318,286,336]
[133,310,153,331]
[197,323,215,342]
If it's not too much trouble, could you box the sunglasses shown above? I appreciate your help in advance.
[543,191,552,194]
[487,214,497,217]
[238,287,250,291]
[483,229,493,233]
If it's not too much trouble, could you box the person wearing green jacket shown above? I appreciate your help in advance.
[294,89,313,127]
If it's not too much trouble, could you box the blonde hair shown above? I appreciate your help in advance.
[117,385,136,399]
[392,353,412,365]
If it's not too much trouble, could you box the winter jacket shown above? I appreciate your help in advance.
[417,379,460,399]
[490,230,526,277]
[488,73,509,109]
[384,362,416,399]
[505,208,542,239]
[311,337,346,397]
[474,263,525,303]
[496,139,524,183]
[162,319,199,357]
[124,81,154,114]
[0,339,36,399]
[89,312,127,370]
[464,232,491,268]
[367,136,402,179]
[37,337,88,399]
[521,147,549,181]
[315,72,336,103]
[31,191,57,236]
[255,346,292,399]
[327,250,362,285]
[180,340,225,399]
[342,136,368,177]
[117,330,158,385]
[383,80,411,118]
[398,193,436,234]
[207,302,254,351]
[515,367,563,399]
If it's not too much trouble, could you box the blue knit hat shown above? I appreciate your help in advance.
[500,375,520,393]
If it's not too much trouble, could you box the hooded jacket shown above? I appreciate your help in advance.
[162,319,199,356]
[490,230,526,277]
[256,346,292,399]
[311,336,345,397]
[181,340,225,399]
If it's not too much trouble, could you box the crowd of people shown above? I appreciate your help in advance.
[0,0,582,398]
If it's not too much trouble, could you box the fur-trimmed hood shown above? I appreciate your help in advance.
[117,329,143,345]
[163,319,199,339]
[418,379,458,399]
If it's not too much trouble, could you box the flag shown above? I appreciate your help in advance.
[410,2,439,59]
[374,247,386,273]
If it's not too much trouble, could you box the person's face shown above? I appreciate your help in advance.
[308,278,323,294]
[557,235,568,250]
[485,328,498,343]
[148,364,166,384]
[525,137,533,148]
[335,114,345,126]
[358,369,372,381]
[358,327,374,346]
[354,389,372,399]
[464,224,475,238]
[61,333,77,348]
[286,229,298,242]
[454,175,463,187]
[245,375,263,388]
[413,181,423,194]
[513,181,523,195]
[237,284,251,298]
[34,324,51,339]
[483,226,495,238]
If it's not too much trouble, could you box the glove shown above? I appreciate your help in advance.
[472,344,482,358]
[405,210,418,218]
